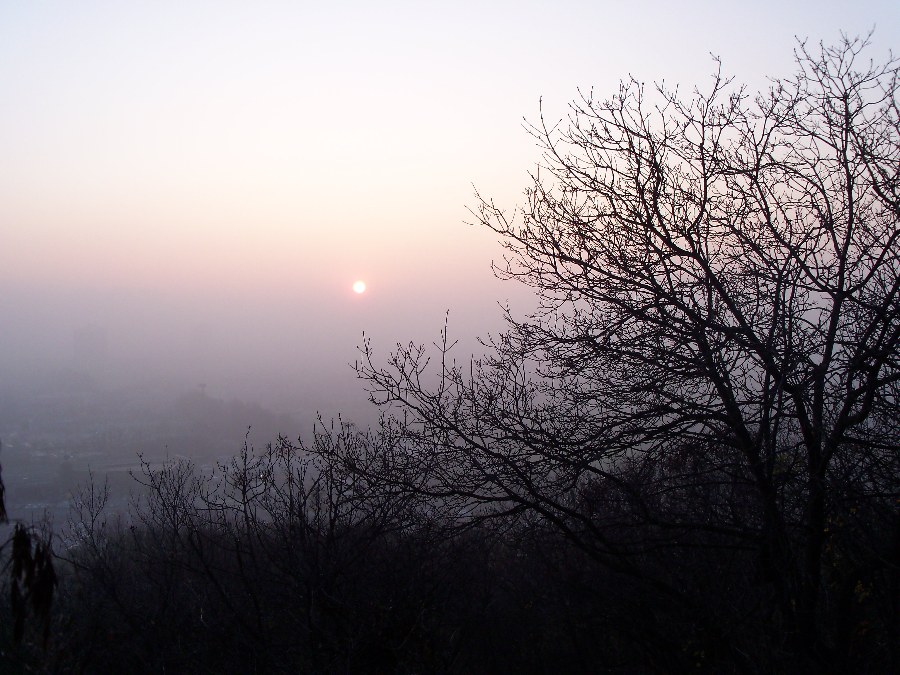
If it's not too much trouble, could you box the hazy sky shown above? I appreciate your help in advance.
[2,1,898,418]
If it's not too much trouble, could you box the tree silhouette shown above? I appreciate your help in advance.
[0,440,58,651]
[358,35,899,670]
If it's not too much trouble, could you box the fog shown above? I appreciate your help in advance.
[0,270,537,525]
[2,1,897,520]
[0,210,535,520]
[0,262,516,423]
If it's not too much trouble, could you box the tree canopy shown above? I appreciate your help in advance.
[358,35,900,670]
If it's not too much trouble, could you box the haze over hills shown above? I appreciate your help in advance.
[0,363,305,520]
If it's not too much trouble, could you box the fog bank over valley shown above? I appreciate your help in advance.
[0,262,526,521]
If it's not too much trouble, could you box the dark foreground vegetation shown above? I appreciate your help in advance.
[1,35,898,673]
[1,422,896,673]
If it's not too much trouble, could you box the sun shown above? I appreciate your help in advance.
[352,280,367,294]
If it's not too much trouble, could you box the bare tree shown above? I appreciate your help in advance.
[58,422,477,673]
[358,35,900,670]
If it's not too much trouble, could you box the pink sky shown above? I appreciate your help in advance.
[1,1,897,418]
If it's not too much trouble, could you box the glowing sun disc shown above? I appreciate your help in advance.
[353,280,367,294]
